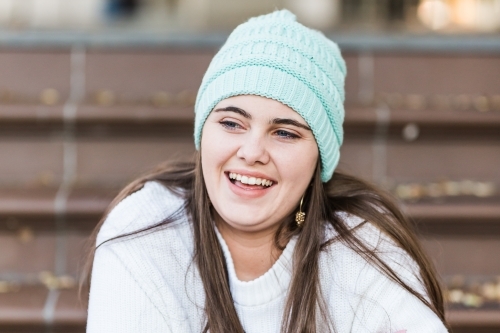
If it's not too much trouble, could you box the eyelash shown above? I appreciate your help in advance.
[219,120,299,140]
[219,120,242,130]
[275,129,299,139]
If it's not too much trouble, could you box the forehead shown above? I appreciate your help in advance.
[214,95,305,121]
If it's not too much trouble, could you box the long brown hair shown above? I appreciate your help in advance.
[84,152,448,332]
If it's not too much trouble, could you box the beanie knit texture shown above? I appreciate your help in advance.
[194,9,346,182]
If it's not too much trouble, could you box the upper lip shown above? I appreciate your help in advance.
[225,169,278,183]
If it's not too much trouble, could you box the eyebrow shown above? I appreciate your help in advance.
[213,106,251,119]
[272,118,311,131]
[214,105,311,131]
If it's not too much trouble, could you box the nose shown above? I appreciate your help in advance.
[236,132,270,165]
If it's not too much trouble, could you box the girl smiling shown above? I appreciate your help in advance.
[86,10,449,333]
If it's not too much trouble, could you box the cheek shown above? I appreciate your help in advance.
[274,144,318,182]
[200,122,237,182]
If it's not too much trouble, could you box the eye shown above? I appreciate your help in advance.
[219,120,243,130]
[274,129,299,139]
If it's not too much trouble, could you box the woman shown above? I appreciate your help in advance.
[86,10,449,333]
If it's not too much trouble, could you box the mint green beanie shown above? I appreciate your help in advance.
[194,9,346,182]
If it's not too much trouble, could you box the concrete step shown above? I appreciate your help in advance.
[1,104,500,127]
[0,285,86,333]
[1,187,500,225]
[0,48,499,110]
[0,107,498,195]
[0,282,498,332]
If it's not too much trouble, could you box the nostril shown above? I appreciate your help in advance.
[236,141,270,166]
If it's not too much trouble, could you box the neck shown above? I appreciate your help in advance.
[215,216,283,282]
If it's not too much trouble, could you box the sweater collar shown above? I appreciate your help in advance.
[214,226,296,307]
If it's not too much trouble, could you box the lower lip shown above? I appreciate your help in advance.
[226,175,273,198]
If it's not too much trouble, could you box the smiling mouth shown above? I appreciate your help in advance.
[227,172,274,188]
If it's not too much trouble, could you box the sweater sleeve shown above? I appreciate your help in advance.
[87,243,173,333]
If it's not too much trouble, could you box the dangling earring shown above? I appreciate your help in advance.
[295,196,305,227]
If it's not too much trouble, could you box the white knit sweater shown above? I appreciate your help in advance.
[87,181,448,333]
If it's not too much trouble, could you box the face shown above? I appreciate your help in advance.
[201,95,319,234]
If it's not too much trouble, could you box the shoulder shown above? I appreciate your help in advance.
[93,181,201,307]
[319,213,447,332]
[96,181,188,246]
[322,211,384,253]
[90,182,204,331]
[320,211,428,304]
[321,211,425,294]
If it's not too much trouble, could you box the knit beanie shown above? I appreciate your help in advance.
[194,9,346,182]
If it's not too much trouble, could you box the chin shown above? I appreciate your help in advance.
[216,207,276,231]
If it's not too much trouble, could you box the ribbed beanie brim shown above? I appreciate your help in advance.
[194,10,346,182]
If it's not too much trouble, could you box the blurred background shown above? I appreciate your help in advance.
[0,0,499,332]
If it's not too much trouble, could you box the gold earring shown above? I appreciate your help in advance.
[295,196,305,227]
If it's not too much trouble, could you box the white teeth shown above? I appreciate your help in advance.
[228,173,273,187]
